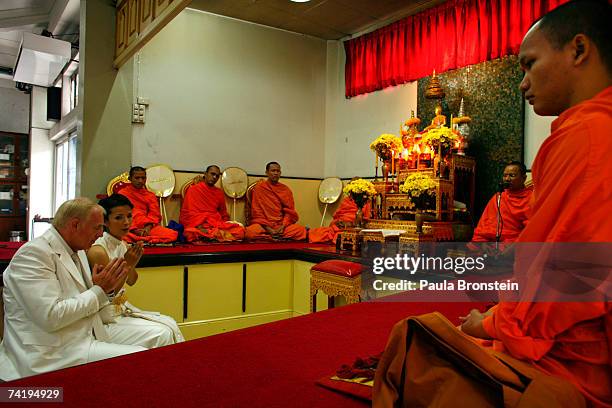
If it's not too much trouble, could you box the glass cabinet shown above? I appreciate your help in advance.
[0,132,28,241]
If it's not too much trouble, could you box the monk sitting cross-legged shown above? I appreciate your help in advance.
[470,161,533,246]
[118,166,178,244]
[180,165,245,242]
[245,162,307,241]
[309,178,371,244]
[375,2,612,407]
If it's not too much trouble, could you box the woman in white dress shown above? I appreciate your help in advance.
[87,194,184,347]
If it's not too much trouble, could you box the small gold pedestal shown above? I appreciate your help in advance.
[309,270,362,313]
[339,228,362,252]
[399,228,435,257]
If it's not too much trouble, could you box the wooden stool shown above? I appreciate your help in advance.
[310,260,363,312]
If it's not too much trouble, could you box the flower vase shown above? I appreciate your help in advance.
[382,161,391,183]
[354,207,364,228]
[415,209,424,234]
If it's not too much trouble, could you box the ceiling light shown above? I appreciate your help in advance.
[290,0,311,2]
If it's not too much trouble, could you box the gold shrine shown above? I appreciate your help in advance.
[340,76,476,249]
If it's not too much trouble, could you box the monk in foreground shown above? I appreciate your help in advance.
[245,162,307,241]
[374,1,611,406]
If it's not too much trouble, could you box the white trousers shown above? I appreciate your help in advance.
[87,340,146,363]
[104,313,183,349]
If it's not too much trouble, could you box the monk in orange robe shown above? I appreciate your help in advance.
[460,6,612,406]
[308,196,371,244]
[376,3,612,406]
[245,162,307,241]
[180,165,245,242]
[471,161,533,243]
[118,166,178,244]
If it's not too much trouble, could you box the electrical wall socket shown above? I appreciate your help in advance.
[132,103,146,123]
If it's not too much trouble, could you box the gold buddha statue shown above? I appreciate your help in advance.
[424,105,446,131]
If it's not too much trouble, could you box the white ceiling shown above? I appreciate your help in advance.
[0,0,79,77]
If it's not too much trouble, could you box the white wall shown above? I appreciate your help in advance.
[79,0,133,198]
[524,102,555,169]
[28,86,54,238]
[324,41,417,179]
[29,128,53,239]
[0,79,29,133]
[132,9,327,178]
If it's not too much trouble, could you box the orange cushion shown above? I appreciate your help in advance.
[311,260,363,277]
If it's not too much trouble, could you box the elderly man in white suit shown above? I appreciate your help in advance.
[0,198,148,380]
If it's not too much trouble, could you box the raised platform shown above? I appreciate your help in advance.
[0,241,356,271]
[3,300,487,407]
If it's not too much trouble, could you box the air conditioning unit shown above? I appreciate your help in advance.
[13,33,71,87]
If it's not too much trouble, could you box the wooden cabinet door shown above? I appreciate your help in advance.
[127,0,139,48]
[139,0,154,33]
[154,0,172,18]
[115,0,129,56]
[186,263,244,321]
[126,266,184,322]
[245,261,293,314]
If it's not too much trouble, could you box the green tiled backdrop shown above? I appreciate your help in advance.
[417,55,524,221]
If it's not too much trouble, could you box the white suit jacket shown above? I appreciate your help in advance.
[0,227,110,380]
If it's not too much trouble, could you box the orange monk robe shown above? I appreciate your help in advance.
[245,180,307,241]
[308,197,371,244]
[180,182,245,242]
[118,185,178,244]
[471,186,533,243]
[481,87,612,407]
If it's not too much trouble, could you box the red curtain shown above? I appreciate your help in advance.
[344,0,570,98]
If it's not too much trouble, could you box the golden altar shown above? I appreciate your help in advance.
[339,104,476,248]
[362,152,475,240]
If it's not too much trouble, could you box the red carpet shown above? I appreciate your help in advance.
[6,301,485,407]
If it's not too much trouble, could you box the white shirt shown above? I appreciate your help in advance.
[93,232,128,259]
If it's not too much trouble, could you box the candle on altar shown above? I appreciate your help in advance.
[391,150,395,174]
[413,144,421,169]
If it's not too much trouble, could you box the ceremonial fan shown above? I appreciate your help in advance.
[221,167,248,223]
[145,164,175,226]
[317,177,343,226]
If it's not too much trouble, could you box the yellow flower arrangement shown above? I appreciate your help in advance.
[399,172,437,201]
[421,126,460,150]
[369,134,402,159]
[343,179,377,208]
